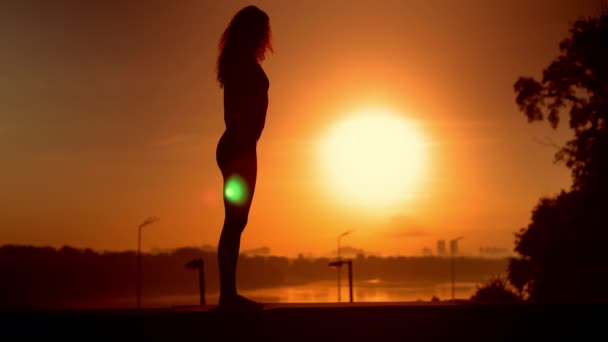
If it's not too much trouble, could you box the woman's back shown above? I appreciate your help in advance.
[223,59,269,143]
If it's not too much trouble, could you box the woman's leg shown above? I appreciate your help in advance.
[218,151,257,302]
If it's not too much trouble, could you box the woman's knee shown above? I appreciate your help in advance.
[223,215,248,233]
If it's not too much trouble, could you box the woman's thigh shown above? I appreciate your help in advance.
[218,148,258,220]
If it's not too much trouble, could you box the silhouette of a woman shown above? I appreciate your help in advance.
[215,6,271,310]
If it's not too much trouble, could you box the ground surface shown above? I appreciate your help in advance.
[2,301,605,341]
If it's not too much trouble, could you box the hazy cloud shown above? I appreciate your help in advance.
[242,246,271,256]
[337,245,365,256]
[388,215,430,238]
[331,245,381,258]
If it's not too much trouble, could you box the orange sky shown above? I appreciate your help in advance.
[1,0,604,257]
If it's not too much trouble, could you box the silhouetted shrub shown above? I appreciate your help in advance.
[471,276,521,303]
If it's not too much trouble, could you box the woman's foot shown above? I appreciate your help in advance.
[217,294,264,312]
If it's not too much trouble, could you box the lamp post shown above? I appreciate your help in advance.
[185,258,205,305]
[137,217,159,309]
[450,236,464,300]
[335,230,353,302]
[329,259,354,303]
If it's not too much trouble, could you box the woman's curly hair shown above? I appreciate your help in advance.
[217,6,273,88]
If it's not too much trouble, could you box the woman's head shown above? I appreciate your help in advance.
[217,6,272,87]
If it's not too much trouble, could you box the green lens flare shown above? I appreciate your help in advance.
[224,175,249,205]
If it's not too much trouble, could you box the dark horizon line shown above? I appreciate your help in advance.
[0,243,513,260]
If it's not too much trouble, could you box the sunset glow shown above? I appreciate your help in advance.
[3,0,607,320]
[1,0,592,257]
[318,108,427,214]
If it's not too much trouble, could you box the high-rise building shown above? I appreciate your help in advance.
[437,240,446,257]
[450,239,459,256]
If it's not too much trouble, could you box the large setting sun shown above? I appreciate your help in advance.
[318,107,428,214]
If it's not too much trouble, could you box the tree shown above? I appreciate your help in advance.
[514,14,608,192]
[470,276,521,303]
[510,14,608,301]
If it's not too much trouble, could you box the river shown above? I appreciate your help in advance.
[130,279,480,308]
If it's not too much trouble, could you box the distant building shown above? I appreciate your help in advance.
[450,239,459,256]
[437,240,446,257]
[422,247,433,257]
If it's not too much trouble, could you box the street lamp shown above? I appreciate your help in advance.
[329,259,354,303]
[137,216,159,309]
[333,230,353,302]
[450,236,464,300]
[185,258,206,305]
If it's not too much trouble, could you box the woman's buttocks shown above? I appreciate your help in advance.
[216,131,256,169]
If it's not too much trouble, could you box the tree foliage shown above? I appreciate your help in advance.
[514,15,608,191]
[471,276,521,303]
[510,14,608,301]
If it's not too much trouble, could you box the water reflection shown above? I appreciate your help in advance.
[136,280,479,307]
